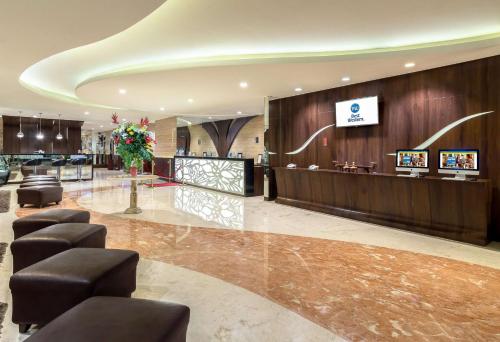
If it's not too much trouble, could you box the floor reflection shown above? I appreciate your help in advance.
[174,186,244,229]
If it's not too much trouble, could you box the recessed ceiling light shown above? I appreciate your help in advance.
[404,62,416,68]
[294,87,303,92]
[208,116,212,119]
[237,111,242,115]
[341,76,351,82]
[160,107,165,111]
[100,125,104,128]
[187,98,194,103]
[119,89,127,94]
[239,81,248,88]
[84,111,90,115]
[122,118,127,122]
[33,115,37,118]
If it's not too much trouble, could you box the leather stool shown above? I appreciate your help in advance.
[12,209,90,239]
[51,159,67,181]
[23,159,42,176]
[10,248,139,332]
[17,186,63,209]
[10,223,107,272]
[25,297,190,342]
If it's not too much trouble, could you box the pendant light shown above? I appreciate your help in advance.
[36,113,44,140]
[16,111,24,138]
[56,114,63,140]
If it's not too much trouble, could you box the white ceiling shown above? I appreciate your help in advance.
[1,0,500,130]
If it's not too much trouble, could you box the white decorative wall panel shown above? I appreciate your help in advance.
[175,157,246,195]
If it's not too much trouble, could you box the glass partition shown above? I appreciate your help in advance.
[1,154,94,183]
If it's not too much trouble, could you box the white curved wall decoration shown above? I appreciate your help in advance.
[386,111,494,156]
[285,124,335,155]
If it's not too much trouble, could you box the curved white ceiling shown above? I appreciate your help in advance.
[9,0,500,126]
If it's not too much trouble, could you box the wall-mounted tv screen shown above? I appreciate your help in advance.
[396,150,429,173]
[335,96,379,127]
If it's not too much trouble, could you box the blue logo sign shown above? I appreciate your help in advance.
[351,103,360,113]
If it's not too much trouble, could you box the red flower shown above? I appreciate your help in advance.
[140,117,150,127]
[125,138,134,144]
[145,136,152,143]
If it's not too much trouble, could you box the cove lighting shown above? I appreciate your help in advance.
[119,89,127,94]
[239,81,248,88]
[341,76,351,82]
[405,62,416,68]
[294,87,303,92]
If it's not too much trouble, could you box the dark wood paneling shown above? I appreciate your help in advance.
[268,55,500,239]
[2,116,83,154]
[176,126,191,154]
[202,117,255,157]
[275,168,492,245]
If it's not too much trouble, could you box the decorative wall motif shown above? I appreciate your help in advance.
[174,186,244,228]
[202,117,254,157]
[175,157,245,195]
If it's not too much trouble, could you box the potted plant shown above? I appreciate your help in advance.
[111,115,156,176]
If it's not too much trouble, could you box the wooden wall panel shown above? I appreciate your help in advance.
[268,55,500,239]
[2,116,82,154]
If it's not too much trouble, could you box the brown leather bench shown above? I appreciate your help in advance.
[12,209,90,239]
[20,181,61,188]
[10,248,139,333]
[25,297,190,342]
[17,186,63,208]
[10,223,106,272]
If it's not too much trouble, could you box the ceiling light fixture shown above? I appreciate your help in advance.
[122,118,127,122]
[17,111,24,139]
[56,114,63,140]
[208,116,212,119]
[404,62,416,68]
[160,107,165,111]
[294,87,303,92]
[84,111,90,115]
[32,115,38,118]
[187,98,194,103]
[36,113,44,140]
[239,81,248,88]
[119,89,127,94]
[237,111,242,115]
[341,76,351,82]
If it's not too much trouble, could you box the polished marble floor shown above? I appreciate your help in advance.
[1,169,500,341]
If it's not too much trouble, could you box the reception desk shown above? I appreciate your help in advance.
[175,156,254,196]
[275,167,492,245]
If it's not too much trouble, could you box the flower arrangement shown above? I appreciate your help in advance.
[111,114,156,173]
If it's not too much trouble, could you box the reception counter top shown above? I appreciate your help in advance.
[274,167,492,245]
[175,156,254,196]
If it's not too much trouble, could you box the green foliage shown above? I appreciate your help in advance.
[112,121,156,170]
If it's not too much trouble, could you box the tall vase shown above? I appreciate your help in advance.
[129,166,138,177]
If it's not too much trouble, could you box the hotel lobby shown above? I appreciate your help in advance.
[0,1,500,341]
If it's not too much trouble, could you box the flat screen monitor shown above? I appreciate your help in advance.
[438,149,479,179]
[396,150,429,176]
[335,96,379,127]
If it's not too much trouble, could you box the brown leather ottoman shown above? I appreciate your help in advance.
[12,209,90,239]
[10,223,107,272]
[17,186,63,209]
[10,248,139,332]
[25,297,190,342]
[20,181,61,188]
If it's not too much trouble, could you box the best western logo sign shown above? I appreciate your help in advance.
[348,103,364,123]
[335,96,379,127]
